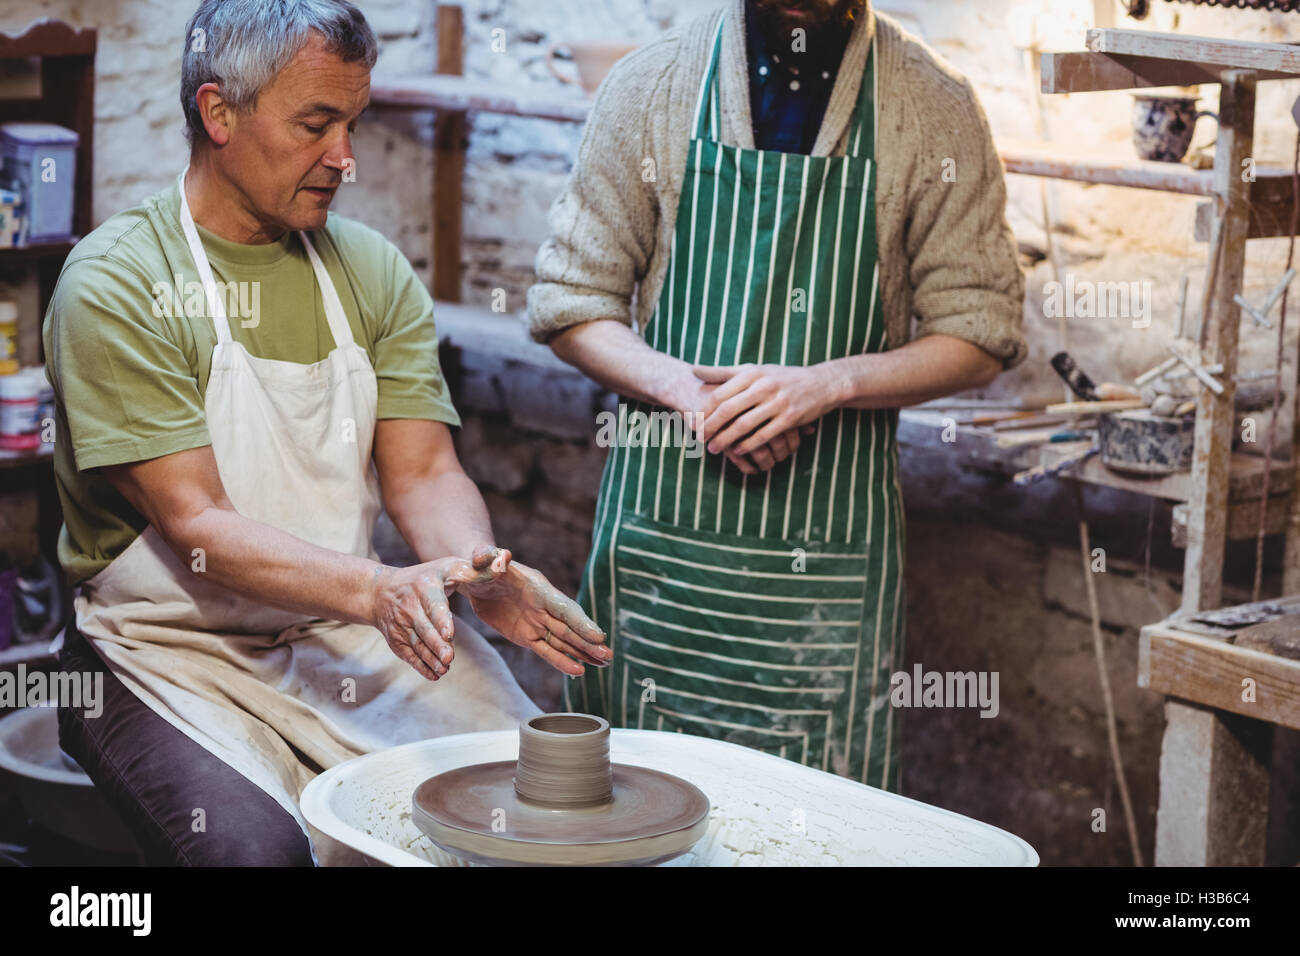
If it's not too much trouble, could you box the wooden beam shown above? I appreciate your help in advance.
[370,73,592,124]
[1140,628,1300,731]
[1087,28,1300,75]
[433,5,466,304]
[1042,50,1293,94]
[1182,72,1256,616]
[997,136,1216,196]
[0,18,96,57]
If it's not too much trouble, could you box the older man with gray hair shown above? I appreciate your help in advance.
[43,0,609,866]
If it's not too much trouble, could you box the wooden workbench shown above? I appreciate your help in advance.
[1139,596,1300,866]
[1036,28,1300,867]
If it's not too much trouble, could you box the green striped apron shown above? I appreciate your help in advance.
[570,18,906,790]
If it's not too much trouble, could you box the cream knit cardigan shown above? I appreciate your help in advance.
[526,0,1028,370]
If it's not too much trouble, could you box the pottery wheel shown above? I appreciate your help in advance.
[413,761,709,866]
[413,713,711,867]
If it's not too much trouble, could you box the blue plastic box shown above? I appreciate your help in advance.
[0,123,79,244]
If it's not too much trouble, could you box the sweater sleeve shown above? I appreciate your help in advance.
[526,42,676,345]
[900,55,1028,370]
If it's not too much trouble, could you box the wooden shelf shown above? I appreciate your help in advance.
[1037,438,1291,505]
[0,443,53,471]
[1043,29,1300,96]
[0,19,96,323]
[0,240,78,265]
[0,18,94,57]
[371,73,592,123]
[1042,51,1297,94]
[899,410,1292,539]
[1139,594,1300,731]
[1087,29,1300,76]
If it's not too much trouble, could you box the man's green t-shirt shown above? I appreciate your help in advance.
[42,181,461,587]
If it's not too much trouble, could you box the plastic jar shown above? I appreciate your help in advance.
[0,301,17,375]
[0,367,40,450]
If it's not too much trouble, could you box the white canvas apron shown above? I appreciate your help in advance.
[73,170,540,863]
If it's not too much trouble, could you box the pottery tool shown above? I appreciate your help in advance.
[1012,443,1098,486]
[966,410,1046,426]
[1134,355,1179,387]
[914,398,1027,410]
[1233,268,1295,331]
[1161,362,1224,381]
[1045,399,1144,415]
[996,429,1095,449]
[411,713,709,866]
[1238,367,1281,381]
[992,414,1074,431]
[1165,344,1224,396]
[1050,351,1099,401]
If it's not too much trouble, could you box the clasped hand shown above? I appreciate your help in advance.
[691,363,842,470]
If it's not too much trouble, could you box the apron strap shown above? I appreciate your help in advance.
[298,231,357,349]
[176,167,357,351]
[177,167,233,346]
[691,16,726,141]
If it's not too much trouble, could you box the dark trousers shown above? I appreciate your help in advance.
[56,623,315,866]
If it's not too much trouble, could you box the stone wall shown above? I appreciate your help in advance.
[4,0,1300,865]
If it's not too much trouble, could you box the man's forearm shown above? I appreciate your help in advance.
[549,320,697,412]
[168,507,381,626]
[383,470,496,565]
[827,334,1002,410]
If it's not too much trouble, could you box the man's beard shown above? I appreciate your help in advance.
[753,1,863,69]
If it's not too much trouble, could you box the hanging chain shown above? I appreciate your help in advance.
[1163,0,1300,11]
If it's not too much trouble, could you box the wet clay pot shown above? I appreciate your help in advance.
[1131,94,1217,163]
[411,713,710,866]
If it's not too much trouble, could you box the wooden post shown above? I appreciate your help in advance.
[1155,701,1272,866]
[433,4,466,303]
[1159,72,1271,866]
[1181,71,1255,616]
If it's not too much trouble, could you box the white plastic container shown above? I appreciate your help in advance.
[0,367,40,450]
[0,122,79,243]
[301,729,1040,867]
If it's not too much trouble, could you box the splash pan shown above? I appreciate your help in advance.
[302,728,1039,867]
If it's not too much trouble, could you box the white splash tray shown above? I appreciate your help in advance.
[301,729,1038,866]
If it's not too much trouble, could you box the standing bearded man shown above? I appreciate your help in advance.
[529,0,1027,789]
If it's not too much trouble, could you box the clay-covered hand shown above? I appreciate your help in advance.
[371,545,512,681]
[463,561,612,676]
[695,363,840,458]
